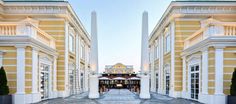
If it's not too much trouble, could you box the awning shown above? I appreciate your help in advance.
[99,77,110,80]
[128,77,140,80]
[112,77,126,80]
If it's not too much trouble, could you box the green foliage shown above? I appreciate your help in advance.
[0,66,9,95]
[230,68,236,96]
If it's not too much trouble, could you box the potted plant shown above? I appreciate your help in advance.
[228,68,236,104]
[0,66,12,104]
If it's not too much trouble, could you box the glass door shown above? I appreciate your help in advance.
[69,68,75,95]
[190,65,199,100]
[40,64,50,100]
[156,73,158,92]
[166,72,170,95]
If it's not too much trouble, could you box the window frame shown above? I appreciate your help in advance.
[165,33,171,54]
[69,34,75,53]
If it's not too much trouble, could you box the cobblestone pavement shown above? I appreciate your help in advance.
[36,89,202,104]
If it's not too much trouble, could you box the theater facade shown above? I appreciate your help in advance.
[0,0,90,103]
[149,1,236,104]
[99,63,140,93]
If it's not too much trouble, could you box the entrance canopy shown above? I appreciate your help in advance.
[128,77,140,80]
[113,77,126,80]
[99,77,110,80]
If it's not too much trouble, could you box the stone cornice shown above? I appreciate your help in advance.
[149,1,236,43]
[0,36,58,57]
[181,36,236,57]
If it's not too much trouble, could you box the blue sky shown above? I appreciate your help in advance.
[68,0,172,72]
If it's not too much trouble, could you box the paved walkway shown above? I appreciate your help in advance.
[36,89,202,104]
[98,89,141,104]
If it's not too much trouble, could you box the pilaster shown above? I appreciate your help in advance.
[53,56,58,97]
[182,56,187,98]
[64,21,69,97]
[199,47,210,103]
[31,47,41,103]
[213,46,226,104]
[14,45,26,104]
[170,21,176,97]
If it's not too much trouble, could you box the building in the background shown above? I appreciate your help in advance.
[105,63,134,74]
[99,63,140,93]
[0,0,90,103]
[149,1,236,104]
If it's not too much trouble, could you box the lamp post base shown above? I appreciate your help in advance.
[139,75,150,99]
[88,75,100,99]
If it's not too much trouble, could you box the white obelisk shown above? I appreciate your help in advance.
[139,11,150,99]
[88,11,99,99]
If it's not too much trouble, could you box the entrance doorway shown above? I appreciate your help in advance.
[165,72,170,95]
[190,65,199,100]
[40,63,50,100]
[69,64,76,95]
[156,73,158,92]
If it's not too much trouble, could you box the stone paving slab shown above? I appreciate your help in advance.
[36,89,203,104]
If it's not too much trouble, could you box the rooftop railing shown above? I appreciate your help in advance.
[0,19,56,49]
[184,19,236,49]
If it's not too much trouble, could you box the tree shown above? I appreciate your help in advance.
[230,68,236,96]
[0,66,9,95]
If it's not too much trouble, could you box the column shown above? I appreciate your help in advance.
[76,34,81,93]
[214,46,226,104]
[150,45,155,92]
[202,48,208,94]
[139,11,150,99]
[198,47,210,103]
[53,56,58,96]
[182,56,187,98]
[158,36,162,94]
[14,45,26,104]
[215,46,224,94]
[88,11,99,99]
[64,21,69,97]
[32,48,38,93]
[0,51,4,67]
[31,48,41,102]
[170,21,176,97]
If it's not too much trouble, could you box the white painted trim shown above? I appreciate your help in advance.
[0,51,4,67]
[214,46,225,95]
[53,57,58,92]
[76,34,80,93]
[170,21,175,97]
[64,21,69,95]
[201,47,208,94]
[15,45,26,94]
[158,35,162,93]
[14,45,26,104]
[182,56,187,98]
[31,48,38,93]
[0,36,57,57]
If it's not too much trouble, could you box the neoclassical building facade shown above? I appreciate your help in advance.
[0,0,90,103]
[149,1,236,104]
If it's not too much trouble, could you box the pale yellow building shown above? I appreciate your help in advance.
[0,0,90,103]
[149,1,236,104]
[105,63,134,74]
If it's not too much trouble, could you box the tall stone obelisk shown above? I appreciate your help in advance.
[139,11,150,99]
[88,11,99,99]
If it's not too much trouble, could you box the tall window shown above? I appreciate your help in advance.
[155,45,159,59]
[165,34,171,53]
[190,65,199,100]
[69,34,75,53]
[80,44,85,59]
